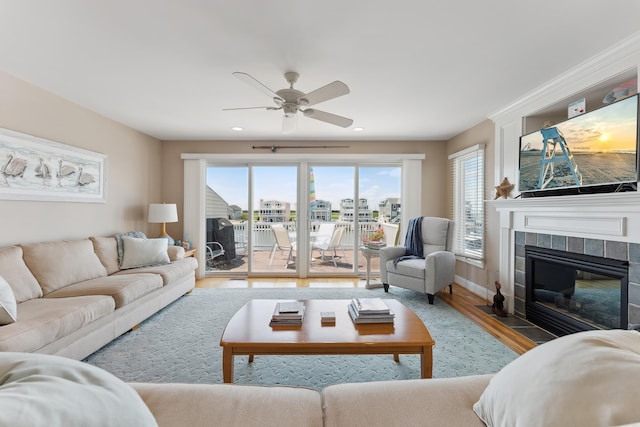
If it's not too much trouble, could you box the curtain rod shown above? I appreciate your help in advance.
[252,144,350,152]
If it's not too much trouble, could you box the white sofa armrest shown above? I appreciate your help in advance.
[425,251,456,294]
[167,246,185,261]
[379,246,407,284]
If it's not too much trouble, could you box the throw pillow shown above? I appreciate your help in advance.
[473,329,640,427]
[0,276,17,325]
[115,231,147,263]
[0,246,42,303]
[0,352,157,427]
[120,236,170,269]
[90,235,121,275]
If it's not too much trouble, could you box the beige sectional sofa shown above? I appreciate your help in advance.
[0,235,197,360]
[5,329,640,426]
[127,329,640,427]
[0,307,639,426]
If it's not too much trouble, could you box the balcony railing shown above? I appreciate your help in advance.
[226,221,387,252]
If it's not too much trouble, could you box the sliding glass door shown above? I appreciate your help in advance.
[252,165,298,273]
[205,166,249,273]
[201,158,407,279]
[308,165,355,274]
[357,165,402,283]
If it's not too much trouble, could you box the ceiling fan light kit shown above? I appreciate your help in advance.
[224,71,353,132]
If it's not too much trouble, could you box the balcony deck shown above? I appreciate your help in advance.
[206,245,382,275]
[205,221,392,277]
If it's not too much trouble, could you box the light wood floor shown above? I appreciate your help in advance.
[196,277,537,355]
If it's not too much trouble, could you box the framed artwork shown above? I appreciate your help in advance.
[0,127,107,203]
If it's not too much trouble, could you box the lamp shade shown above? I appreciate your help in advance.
[148,203,178,223]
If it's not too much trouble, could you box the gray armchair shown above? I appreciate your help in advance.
[379,217,456,304]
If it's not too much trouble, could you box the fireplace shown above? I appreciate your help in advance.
[525,246,628,336]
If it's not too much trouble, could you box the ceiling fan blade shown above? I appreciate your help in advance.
[222,106,281,111]
[302,108,353,128]
[299,81,350,106]
[282,113,298,134]
[232,72,282,100]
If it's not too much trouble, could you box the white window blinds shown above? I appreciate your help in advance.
[449,144,485,263]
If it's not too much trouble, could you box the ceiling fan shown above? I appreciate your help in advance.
[224,71,353,133]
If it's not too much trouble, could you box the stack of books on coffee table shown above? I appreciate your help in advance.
[270,301,305,325]
[348,297,394,324]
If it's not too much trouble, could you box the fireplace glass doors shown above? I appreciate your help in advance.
[525,246,628,336]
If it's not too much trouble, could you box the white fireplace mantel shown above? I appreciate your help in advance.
[487,191,640,313]
[489,191,640,241]
[490,191,640,210]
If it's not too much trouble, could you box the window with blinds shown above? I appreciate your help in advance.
[449,144,485,266]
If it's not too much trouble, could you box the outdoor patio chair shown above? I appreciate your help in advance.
[313,223,335,247]
[311,226,345,267]
[206,241,225,269]
[269,224,296,267]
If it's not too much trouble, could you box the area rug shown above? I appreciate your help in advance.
[83,287,518,389]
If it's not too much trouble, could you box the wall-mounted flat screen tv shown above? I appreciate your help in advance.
[518,94,639,198]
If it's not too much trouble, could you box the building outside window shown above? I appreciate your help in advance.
[310,199,332,221]
[378,198,401,223]
[258,199,291,222]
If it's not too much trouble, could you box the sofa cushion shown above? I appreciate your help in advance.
[0,295,115,353]
[115,258,198,285]
[90,236,120,275]
[45,273,163,308]
[0,246,42,303]
[323,376,490,427]
[120,237,170,269]
[0,276,17,325]
[21,239,108,295]
[473,329,640,427]
[385,258,426,279]
[132,382,323,427]
[0,352,157,427]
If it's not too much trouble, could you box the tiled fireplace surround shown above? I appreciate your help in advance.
[513,231,640,326]
[491,192,640,329]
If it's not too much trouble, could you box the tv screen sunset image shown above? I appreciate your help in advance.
[519,94,638,192]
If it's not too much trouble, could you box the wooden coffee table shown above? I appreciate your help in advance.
[219,299,434,383]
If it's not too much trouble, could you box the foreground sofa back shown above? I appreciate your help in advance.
[131,376,492,427]
[0,235,197,360]
[0,351,491,427]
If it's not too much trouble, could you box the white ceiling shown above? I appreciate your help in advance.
[1,1,640,142]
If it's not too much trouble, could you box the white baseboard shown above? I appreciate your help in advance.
[454,274,489,302]
[454,274,515,314]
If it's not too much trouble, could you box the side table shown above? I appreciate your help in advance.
[360,245,384,289]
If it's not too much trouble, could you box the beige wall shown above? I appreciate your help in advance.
[446,119,496,295]
[0,67,486,268]
[160,140,449,241]
[0,71,162,246]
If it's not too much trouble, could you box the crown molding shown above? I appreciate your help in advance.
[489,31,640,122]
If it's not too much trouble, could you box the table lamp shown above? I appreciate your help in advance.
[148,203,178,245]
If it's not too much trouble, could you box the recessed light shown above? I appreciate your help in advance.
[353,127,364,132]
[231,126,243,131]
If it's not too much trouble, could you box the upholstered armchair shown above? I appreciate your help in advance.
[379,217,456,304]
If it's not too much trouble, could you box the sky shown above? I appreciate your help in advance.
[206,165,401,211]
